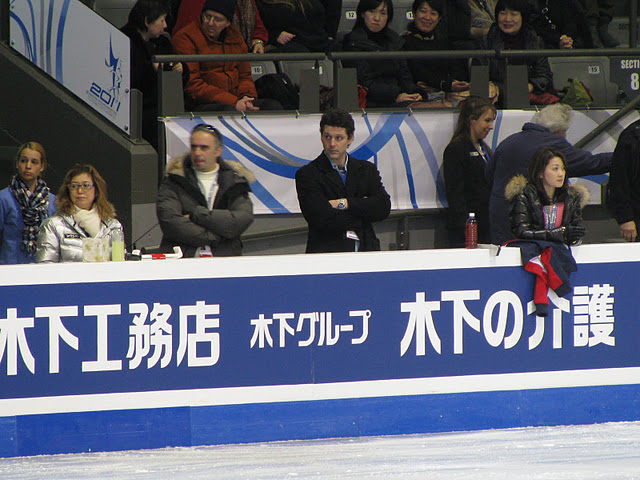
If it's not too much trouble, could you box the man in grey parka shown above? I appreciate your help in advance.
[156,124,254,257]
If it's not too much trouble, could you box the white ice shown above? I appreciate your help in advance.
[1,421,639,479]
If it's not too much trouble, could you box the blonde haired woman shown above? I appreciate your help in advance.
[0,142,56,264]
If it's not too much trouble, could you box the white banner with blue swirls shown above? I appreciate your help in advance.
[10,0,130,133]
[164,110,637,215]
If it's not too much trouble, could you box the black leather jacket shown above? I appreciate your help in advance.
[505,175,588,244]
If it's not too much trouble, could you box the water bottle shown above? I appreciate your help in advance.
[465,212,478,249]
[111,228,125,262]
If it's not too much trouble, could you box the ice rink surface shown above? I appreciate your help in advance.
[2,421,640,479]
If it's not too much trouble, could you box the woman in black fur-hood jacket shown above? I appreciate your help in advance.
[505,147,589,245]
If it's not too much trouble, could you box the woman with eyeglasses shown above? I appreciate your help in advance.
[0,142,56,264]
[36,164,123,263]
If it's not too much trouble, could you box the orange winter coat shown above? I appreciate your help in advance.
[172,20,257,106]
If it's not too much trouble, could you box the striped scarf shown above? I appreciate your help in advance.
[233,0,257,46]
[9,175,51,256]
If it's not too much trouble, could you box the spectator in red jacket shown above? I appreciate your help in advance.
[172,0,269,53]
[172,0,281,111]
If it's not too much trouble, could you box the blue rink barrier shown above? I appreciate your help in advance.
[1,245,640,457]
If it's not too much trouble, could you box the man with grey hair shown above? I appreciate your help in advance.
[485,104,611,245]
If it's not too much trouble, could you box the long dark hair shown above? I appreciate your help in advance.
[527,147,569,204]
[450,96,496,144]
[125,0,170,32]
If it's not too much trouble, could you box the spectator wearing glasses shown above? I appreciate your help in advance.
[172,0,269,53]
[156,124,255,257]
[0,142,56,264]
[172,0,282,111]
[36,164,122,263]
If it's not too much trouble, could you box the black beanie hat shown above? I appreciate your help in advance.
[202,0,237,22]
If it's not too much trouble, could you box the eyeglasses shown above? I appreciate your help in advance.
[69,182,94,191]
[201,12,226,24]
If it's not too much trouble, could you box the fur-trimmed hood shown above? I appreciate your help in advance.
[505,175,590,208]
[165,155,256,183]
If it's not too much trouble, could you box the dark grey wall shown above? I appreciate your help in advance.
[0,43,157,246]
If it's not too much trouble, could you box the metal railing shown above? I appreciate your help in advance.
[155,47,640,117]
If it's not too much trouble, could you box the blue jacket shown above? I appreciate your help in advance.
[485,122,611,245]
[0,187,56,264]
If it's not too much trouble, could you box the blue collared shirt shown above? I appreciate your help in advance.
[329,156,349,184]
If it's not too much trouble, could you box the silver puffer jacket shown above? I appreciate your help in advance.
[36,214,123,263]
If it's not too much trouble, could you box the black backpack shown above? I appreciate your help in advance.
[254,73,299,110]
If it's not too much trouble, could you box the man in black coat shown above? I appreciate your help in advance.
[295,109,391,253]
[607,120,640,242]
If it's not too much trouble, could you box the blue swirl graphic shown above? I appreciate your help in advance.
[222,136,301,179]
[26,0,37,63]
[228,117,311,165]
[581,174,608,185]
[405,114,447,206]
[46,2,55,74]
[393,121,418,208]
[245,178,290,213]
[352,113,405,160]
[358,112,378,165]
[491,109,504,152]
[9,12,34,62]
[55,0,72,82]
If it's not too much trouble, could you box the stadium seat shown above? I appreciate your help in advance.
[251,60,278,81]
[390,0,413,35]
[549,56,620,107]
[338,0,360,34]
[278,59,334,88]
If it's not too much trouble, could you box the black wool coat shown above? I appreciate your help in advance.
[295,152,391,253]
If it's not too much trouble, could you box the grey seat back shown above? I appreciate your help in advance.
[549,56,619,107]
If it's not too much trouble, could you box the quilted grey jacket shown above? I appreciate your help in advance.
[36,214,122,263]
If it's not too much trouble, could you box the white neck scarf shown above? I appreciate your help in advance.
[73,205,101,237]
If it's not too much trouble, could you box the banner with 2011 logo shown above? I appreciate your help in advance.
[10,0,131,133]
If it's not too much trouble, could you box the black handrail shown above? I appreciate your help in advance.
[574,92,640,148]
[154,52,325,63]
[156,48,640,64]
[327,48,640,61]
